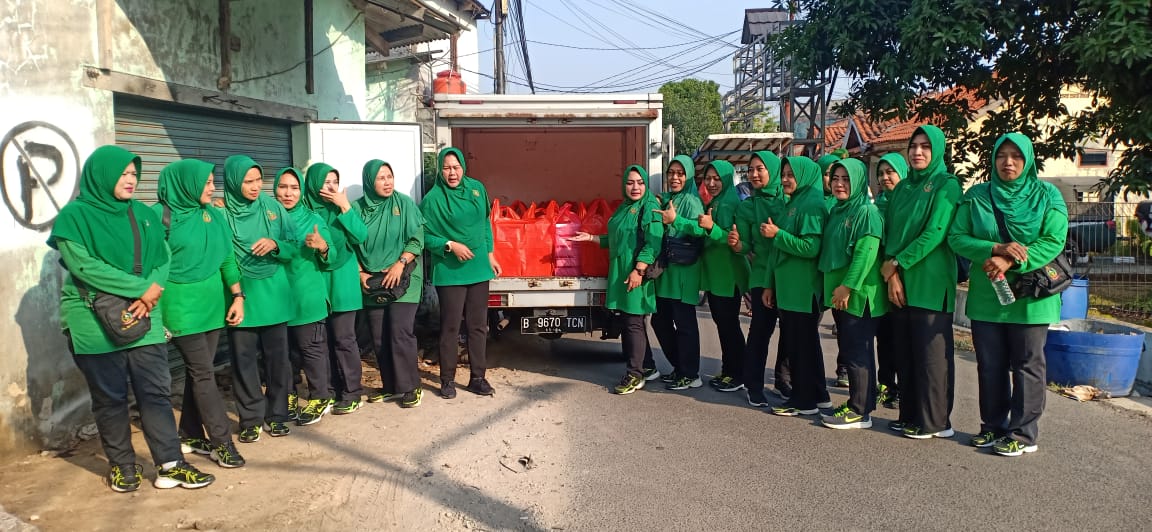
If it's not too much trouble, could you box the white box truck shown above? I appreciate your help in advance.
[432,93,665,338]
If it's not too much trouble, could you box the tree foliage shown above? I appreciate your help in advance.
[772,0,1152,194]
[660,79,724,156]
[729,112,781,134]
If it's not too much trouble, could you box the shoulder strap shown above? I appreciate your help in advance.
[127,207,143,275]
[988,187,1012,244]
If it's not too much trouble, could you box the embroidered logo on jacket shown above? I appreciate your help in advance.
[393,207,401,216]
[267,210,277,220]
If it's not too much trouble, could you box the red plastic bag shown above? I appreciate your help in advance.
[579,199,613,277]
[520,203,555,277]
[491,199,526,277]
[552,203,583,276]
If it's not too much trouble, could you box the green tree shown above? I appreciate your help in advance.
[660,79,724,156]
[772,0,1152,193]
[729,111,780,134]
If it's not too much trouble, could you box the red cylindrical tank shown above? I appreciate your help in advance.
[433,70,466,95]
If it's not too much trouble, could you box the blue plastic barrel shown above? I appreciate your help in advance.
[1045,319,1145,396]
[1060,277,1089,320]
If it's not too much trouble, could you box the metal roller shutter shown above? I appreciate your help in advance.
[113,96,296,375]
[114,96,293,204]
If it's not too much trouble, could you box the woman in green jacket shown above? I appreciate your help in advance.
[651,155,708,391]
[50,146,214,492]
[302,163,368,414]
[223,155,297,443]
[873,152,908,409]
[571,165,663,394]
[818,158,889,429]
[695,160,749,392]
[421,147,500,398]
[879,125,962,439]
[155,159,246,468]
[273,167,335,426]
[948,133,1067,457]
[729,150,789,406]
[356,160,426,408]
[763,156,833,416]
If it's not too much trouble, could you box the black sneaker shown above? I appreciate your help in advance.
[154,460,215,489]
[771,402,819,416]
[210,442,246,468]
[332,399,362,415]
[400,389,423,408]
[641,368,661,382]
[268,421,291,437]
[970,431,1000,448]
[747,389,770,407]
[715,376,745,392]
[772,386,792,402]
[367,390,398,403]
[708,373,728,387]
[287,392,300,421]
[613,373,645,395]
[992,437,1038,457]
[660,371,679,384]
[466,377,495,396]
[238,425,261,443]
[666,376,703,391]
[834,366,849,388]
[296,398,333,426]
[887,420,908,432]
[108,463,143,493]
[180,437,212,456]
[441,381,457,399]
[821,404,872,430]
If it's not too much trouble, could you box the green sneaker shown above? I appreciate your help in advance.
[367,390,397,403]
[296,398,333,426]
[238,425,261,443]
[180,437,212,456]
[822,403,852,420]
[108,464,143,493]
[154,460,215,489]
[613,374,645,395]
[333,399,362,415]
[821,405,871,430]
[970,431,1000,448]
[993,437,1038,457]
[400,389,423,408]
[288,392,300,421]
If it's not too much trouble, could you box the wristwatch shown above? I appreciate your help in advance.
[231,292,246,299]
[399,256,410,265]
[445,240,454,253]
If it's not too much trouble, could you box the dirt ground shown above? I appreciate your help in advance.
[0,345,576,532]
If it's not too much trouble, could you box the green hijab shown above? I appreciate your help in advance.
[274,166,319,228]
[704,160,741,229]
[608,165,661,255]
[873,152,909,211]
[968,133,1066,243]
[49,145,168,275]
[356,159,424,271]
[662,155,704,236]
[737,150,785,232]
[820,158,883,272]
[885,125,958,253]
[157,159,231,283]
[816,154,840,175]
[421,147,489,248]
[302,162,356,269]
[776,156,827,237]
[224,155,290,279]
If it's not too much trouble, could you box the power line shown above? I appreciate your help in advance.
[512,0,535,93]
[525,31,739,52]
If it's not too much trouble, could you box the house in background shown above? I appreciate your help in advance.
[0,0,487,457]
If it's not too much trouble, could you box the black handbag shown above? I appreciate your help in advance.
[634,222,664,281]
[990,189,1072,298]
[73,208,152,346]
[364,258,418,304]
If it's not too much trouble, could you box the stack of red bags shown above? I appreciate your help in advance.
[490,199,621,277]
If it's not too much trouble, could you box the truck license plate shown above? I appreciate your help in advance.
[520,315,588,334]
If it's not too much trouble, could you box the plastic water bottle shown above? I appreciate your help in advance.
[992,273,1016,305]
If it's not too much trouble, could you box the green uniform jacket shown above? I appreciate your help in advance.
[421,148,496,287]
[823,236,889,318]
[763,157,827,313]
[949,183,1064,324]
[234,201,298,328]
[699,160,750,297]
[602,164,664,315]
[323,209,368,312]
[655,155,706,304]
[355,192,425,306]
[284,209,334,326]
[153,205,242,337]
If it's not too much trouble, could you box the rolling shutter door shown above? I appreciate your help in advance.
[113,96,295,375]
[114,96,293,203]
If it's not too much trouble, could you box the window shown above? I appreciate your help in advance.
[1079,151,1109,167]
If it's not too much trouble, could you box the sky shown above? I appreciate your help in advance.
[464,0,846,97]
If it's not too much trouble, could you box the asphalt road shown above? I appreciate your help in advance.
[488,309,1152,531]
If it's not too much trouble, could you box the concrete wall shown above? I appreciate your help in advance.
[365,60,422,123]
[0,0,368,456]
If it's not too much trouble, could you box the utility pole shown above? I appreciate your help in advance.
[493,0,507,93]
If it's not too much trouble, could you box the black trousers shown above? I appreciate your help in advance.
[72,342,181,468]
[652,297,701,380]
[620,313,650,378]
[327,311,363,400]
[779,302,829,409]
[889,306,955,432]
[707,290,746,380]
[832,306,878,415]
[437,282,490,382]
[229,323,291,428]
[742,287,784,393]
[972,320,1047,445]
[367,303,420,395]
[289,320,332,400]
[171,329,232,445]
[875,313,899,392]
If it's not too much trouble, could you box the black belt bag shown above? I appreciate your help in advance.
[990,189,1072,299]
[364,258,418,304]
[74,208,152,346]
[663,235,704,265]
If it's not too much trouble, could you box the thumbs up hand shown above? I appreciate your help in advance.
[304,223,329,253]
[760,218,779,238]
[727,224,742,253]
[698,207,715,231]
[653,200,677,224]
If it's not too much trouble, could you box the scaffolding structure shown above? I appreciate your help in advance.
[722,8,832,156]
